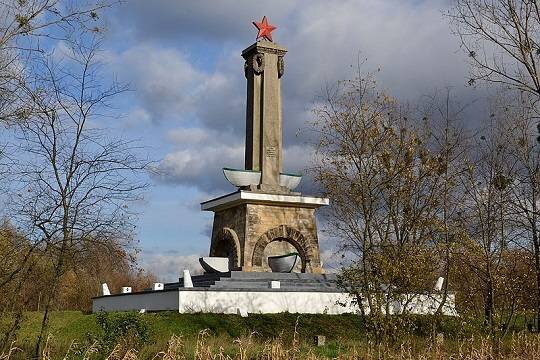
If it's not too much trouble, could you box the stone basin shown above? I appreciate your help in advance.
[279,173,302,190]
[223,168,302,191]
[199,257,230,273]
[268,252,299,273]
[223,168,261,187]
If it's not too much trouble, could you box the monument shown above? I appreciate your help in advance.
[201,16,328,274]
[91,18,457,316]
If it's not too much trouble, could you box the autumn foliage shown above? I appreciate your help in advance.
[312,73,540,334]
[0,221,155,313]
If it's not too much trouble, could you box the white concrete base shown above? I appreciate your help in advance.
[92,289,457,316]
[179,290,353,314]
[200,190,329,212]
[378,294,458,316]
[93,289,354,314]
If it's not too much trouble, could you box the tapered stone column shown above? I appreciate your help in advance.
[242,41,287,191]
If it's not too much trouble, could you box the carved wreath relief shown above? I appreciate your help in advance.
[244,53,264,77]
[252,53,264,74]
[277,56,284,78]
[244,53,284,78]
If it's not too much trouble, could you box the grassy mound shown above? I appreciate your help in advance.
[0,311,529,359]
[7,311,366,343]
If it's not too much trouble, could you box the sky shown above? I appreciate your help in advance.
[94,0,485,282]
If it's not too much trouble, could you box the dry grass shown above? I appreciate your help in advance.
[2,332,540,359]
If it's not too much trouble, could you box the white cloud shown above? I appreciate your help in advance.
[141,253,204,283]
[116,0,473,102]
[282,144,313,174]
[120,107,153,129]
[155,129,319,192]
[156,142,244,192]
[110,45,208,123]
[167,128,211,146]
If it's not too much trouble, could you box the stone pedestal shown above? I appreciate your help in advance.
[201,191,328,273]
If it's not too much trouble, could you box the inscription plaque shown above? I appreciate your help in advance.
[266,146,277,158]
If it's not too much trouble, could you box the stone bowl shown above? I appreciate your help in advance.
[279,173,302,191]
[223,168,261,187]
[199,257,230,273]
[268,253,299,273]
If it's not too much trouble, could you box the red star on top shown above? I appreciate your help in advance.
[252,16,276,42]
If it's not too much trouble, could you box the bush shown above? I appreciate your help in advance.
[403,314,486,339]
[90,312,150,353]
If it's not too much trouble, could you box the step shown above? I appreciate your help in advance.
[210,280,338,290]
[214,277,337,284]
[228,272,338,281]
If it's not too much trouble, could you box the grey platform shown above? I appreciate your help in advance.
[163,271,341,292]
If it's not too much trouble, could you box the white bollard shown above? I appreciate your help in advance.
[121,286,132,294]
[183,269,193,288]
[434,277,445,292]
[237,308,248,317]
[101,283,111,296]
[153,282,164,291]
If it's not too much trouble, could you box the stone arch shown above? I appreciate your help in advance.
[252,225,311,273]
[211,227,241,269]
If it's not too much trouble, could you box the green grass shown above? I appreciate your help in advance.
[2,311,370,358]
[14,311,98,341]
[2,311,534,359]
[8,311,366,344]
[3,311,499,344]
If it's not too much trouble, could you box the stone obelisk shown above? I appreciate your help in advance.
[201,17,328,273]
[243,40,287,192]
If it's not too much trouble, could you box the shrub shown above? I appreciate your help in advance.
[90,312,150,353]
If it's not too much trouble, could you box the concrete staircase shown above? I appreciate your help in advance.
[164,271,341,292]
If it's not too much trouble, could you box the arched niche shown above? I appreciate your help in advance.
[210,227,241,269]
[252,225,312,273]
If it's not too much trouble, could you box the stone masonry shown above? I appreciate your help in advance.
[209,203,323,273]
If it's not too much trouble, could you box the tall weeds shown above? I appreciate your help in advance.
[2,331,540,359]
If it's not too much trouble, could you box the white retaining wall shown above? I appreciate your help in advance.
[177,290,355,314]
[92,290,179,312]
[92,289,457,316]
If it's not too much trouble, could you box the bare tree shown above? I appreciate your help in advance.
[455,115,514,329]
[0,1,121,299]
[311,72,446,338]
[499,94,540,329]
[449,0,540,331]
[421,89,470,315]
[0,0,117,125]
[449,0,540,96]
[5,31,150,356]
